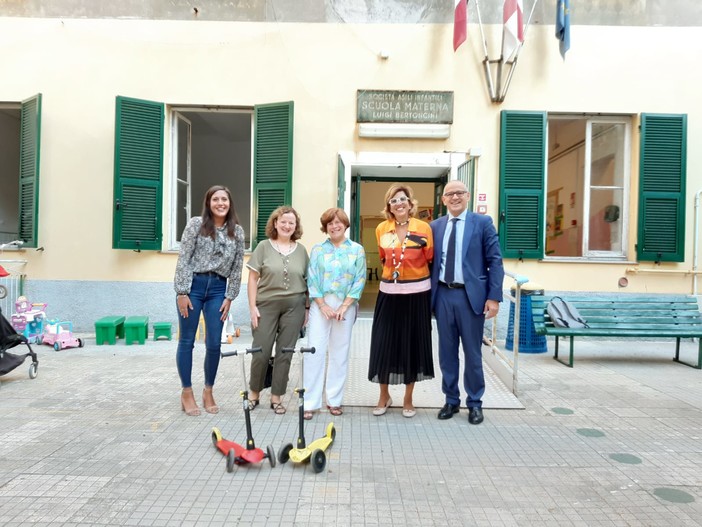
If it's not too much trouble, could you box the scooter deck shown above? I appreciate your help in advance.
[288,424,335,463]
[217,439,266,464]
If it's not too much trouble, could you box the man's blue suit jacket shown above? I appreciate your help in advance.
[430,212,505,316]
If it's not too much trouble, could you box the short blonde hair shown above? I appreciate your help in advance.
[265,206,303,241]
[381,183,418,220]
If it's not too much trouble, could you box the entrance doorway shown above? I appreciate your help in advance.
[337,152,476,315]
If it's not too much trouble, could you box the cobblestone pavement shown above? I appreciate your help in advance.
[1,327,701,526]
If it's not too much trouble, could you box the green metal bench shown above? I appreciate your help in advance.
[530,294,702,369]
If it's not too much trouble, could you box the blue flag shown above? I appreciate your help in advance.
[556,0,570,59]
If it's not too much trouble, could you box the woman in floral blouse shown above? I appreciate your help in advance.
[304,208,366,420]
[174,185,245,416]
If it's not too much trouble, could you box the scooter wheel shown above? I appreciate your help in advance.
[278,443,293,464]
[78,338,84,348]
[54,342,61,351]
[311,449,326,473]
[211,427,223,448]
[226,449,236,473]
[267,445,276,468]
[28,362,38,379]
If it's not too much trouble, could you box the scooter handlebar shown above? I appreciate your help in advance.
[281,346,316,354]
[221,346,263,358]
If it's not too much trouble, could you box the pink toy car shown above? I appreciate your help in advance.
[40,320,84,351]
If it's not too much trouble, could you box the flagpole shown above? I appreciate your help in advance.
[474,0,497,102]
[498,0,538,102]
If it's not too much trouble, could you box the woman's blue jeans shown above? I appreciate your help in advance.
[176,272,226,388]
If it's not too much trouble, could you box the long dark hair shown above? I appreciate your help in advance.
[200,185,240,239]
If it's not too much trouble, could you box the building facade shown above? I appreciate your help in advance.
[1,1,700,330]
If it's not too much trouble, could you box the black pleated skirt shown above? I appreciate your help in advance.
[368,289,434,385]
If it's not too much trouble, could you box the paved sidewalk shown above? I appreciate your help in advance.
[1,329,701,526]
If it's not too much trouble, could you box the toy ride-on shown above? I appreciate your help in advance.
[211,346,276,472]
[40,320,84,351]
[278,346,336,473]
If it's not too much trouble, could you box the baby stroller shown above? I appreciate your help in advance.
[0,306,38,380]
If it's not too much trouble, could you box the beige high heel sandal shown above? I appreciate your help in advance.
[181,388,201,416]
[202,387,219,414]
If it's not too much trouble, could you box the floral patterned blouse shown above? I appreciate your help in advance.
[307,238,366,301]
[174,217,245,300]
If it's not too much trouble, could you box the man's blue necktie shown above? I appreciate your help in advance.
[444,218,458,284]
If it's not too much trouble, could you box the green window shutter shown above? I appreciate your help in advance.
[18,94,42,248]
[637,113,687,262]
[498,111,546,259]
[253,101,294,247]
[113,96,164,251]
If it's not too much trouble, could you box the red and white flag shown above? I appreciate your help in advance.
[453,0,467,51]
[502,0,524,60]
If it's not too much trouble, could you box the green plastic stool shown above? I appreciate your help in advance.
[124,316,149,345]
[95,316,126,345]
[153,321,173,341]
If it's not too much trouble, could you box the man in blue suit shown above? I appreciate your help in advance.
[430,180,504,424]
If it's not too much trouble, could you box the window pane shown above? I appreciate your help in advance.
[175,116,190,243]
[588,122,626,254]
[176,180,188,242]
[0,106,21,243]
[588,188,623,252]
[547,118,585,257]
[591,123,625,187]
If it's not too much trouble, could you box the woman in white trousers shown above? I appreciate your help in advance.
[304,208,366,420]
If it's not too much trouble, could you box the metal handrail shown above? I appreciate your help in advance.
[484,270,529,396]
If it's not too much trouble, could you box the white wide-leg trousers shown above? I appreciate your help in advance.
[304,294,357,411]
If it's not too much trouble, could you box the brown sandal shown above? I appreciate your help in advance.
[271,402,286,415]
[327,405,343,416]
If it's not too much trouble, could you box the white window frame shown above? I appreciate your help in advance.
[583,117,631,259]
[169,111,192,250]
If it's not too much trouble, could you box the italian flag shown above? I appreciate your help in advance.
[502,0,524,60]
[453,0,467,51]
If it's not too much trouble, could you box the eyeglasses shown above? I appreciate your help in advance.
[388,196,409,206]
[443,190,468,198]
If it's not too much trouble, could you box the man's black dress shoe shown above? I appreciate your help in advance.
[468,407,484,425]
[437,403,460,420]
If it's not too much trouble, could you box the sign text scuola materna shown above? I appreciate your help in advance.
[356,90,454,124]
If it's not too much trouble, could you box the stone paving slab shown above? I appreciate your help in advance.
[1,331,701,526]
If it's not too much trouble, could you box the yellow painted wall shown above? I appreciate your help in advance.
[1,18,701,293]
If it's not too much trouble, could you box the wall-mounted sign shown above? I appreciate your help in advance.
[477,205,488,215]
[478,193,487,202]
[357,90,454,124]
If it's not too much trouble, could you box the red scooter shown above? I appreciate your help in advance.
[211,347,276,472]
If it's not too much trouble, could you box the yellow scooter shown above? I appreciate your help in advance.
[277,346,336,473]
